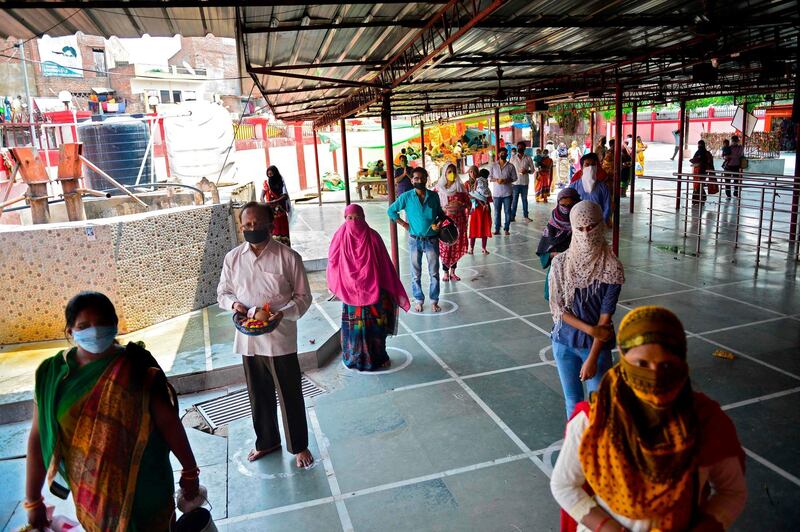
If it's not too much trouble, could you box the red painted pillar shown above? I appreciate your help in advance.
[158,116,171,178]
[676,99,686,211]
[382,93,399,272]
[313,128,322,206]
[612,83,623,255]
[261,122,271,168]
[332,148,339,173]
[293,123,307,190]
[650,112,656,141]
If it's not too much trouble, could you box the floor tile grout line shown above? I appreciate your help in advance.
[308,406,354,532]
[396,312,551,338]
[457,279,553,338]
[215,444,563,526]
[202,307,213,372]
[721,386,800,411]
[693,315,791,336]
[314,301,339,331]
[743,447,800,488]
[695,288,788,318]
[390,360,557,394]
[491,251,546,274]
[398,320,555,480]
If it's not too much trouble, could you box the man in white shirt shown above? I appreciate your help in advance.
[510,141,533,223]
[489,147,518,235]
[217,202,314,467]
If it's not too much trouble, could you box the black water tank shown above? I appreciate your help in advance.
[79,117,152,194]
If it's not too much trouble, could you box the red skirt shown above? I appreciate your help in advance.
[272,209,291,246]
[468,202,493,238]
[440,210,469,266]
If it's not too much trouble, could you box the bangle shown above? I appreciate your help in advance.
[23,496,44,510]
[181,466,200,479]
[594,516,611,532]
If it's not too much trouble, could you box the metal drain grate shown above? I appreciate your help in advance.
[194,376,326,430]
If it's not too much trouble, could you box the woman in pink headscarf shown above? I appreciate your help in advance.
[327,204,410,370]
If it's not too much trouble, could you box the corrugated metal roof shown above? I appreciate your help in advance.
[1,1,797,125]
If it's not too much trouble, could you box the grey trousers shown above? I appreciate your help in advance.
[242,353,308,454]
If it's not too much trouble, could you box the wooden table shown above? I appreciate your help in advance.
[355,178,388,199]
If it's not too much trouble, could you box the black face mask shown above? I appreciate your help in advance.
[413,182,426,190]
[243,229,270,244]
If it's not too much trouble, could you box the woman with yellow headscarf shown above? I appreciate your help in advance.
[550,306,747,532]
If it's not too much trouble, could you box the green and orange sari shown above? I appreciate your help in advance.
[35,342,175,532]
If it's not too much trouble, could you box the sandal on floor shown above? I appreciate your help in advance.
[442,274,450,282]
[450,273,461,281]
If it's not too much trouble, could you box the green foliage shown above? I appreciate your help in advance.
[551,107,589,134]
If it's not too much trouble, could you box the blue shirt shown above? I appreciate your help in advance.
[388,189,445,238]
[551,283,622,349]
[570,180,612,224]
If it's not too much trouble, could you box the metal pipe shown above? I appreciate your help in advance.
[676,99,686,211]
[789,58,800,244]
[17,42,37,148]
[733,181,743,249]
[313,129,322,207]
[0,194,27,210]
[767,176,777,248]
[630,102,637,213]
[589,111,595,150]
[382,93,400,272]
[755,187,766,265]
[135,123,156,186]
[494,107,501,158]
[420,121,425,167]
[612,83,623,254]
[340,118,351,205]
[79,155,149,209]
[683,170,690,238]
[648,177,653,243]
[76,188,112,198]
[127,182,206,200]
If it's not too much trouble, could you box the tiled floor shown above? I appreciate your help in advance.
[2,178,800,531]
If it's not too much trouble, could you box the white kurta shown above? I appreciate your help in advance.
[217,240,312,356]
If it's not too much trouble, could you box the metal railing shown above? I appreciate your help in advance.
[638,171,800,267]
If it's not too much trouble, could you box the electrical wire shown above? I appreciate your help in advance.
[0,9,83,55]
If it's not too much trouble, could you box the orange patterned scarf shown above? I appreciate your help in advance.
[578,359,697,530]
[49,353,161,532]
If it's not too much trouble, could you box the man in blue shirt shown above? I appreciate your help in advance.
[388,168,446,313]
[569,153,612,225]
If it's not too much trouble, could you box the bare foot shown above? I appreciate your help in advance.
[450,272,461,281]
[431,302,442,313]
[380,358,392,368]
[295,448,315,468]
[482,249,490,255]
[442,273,450,282]
[248,444,281,462]
[414,302,423,313]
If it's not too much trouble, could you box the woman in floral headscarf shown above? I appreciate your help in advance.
[551,306,747,532]
[435,163,470,281]
[548,200,625,418]
[536,187,581,301]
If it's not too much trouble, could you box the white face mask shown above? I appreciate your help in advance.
[581,165,597,193]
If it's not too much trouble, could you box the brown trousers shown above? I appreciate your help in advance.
[242,353,308,454]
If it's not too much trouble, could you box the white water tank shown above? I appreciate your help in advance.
[162,101,237,182]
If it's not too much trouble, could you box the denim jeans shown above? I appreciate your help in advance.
[551,340,612,417]
[510,185,529,219]
[492,195,512,232]
[408,236,440,303]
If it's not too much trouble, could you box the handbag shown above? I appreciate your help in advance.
[740,157,749,169]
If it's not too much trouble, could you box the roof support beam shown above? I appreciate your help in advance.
[243,20,426,33]
[317,0,509,126]
[248,67,382,88]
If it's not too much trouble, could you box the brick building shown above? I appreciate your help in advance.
[1,32,241,115]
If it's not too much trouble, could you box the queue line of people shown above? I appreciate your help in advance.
[22,159,747,532]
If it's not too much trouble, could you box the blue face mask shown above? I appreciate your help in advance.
[72,326,118,354]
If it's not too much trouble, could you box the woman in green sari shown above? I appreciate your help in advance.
[25,292,201,531]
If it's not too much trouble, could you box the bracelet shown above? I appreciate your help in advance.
[181,467,200,480]
[594,516,611,532]
[22,496,44,510]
